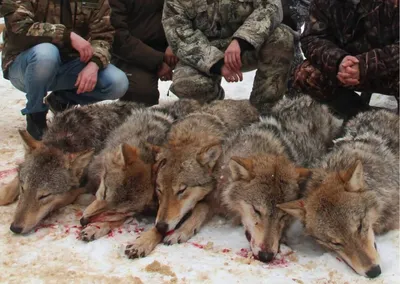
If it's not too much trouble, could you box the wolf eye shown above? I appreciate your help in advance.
[252,205,261,217]
[330,241,343,247]
[177,185,187,196]
[357,221,363,233]
[38,193,51,200]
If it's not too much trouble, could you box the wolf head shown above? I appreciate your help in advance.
[222,154,307,262]
[11,130,93,234]
[278,161,381,278]
[152,141,222,236]
[80,144,153,225]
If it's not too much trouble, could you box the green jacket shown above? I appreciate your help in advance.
[0,0,114,78]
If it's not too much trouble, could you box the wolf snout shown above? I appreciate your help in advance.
[10,223,23,234]
[258,251,275,263]
[155,222,169,236]
[365,265,381,278]
[80,217,90,226]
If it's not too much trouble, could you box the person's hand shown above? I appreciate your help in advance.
[164,46,179,69]
[224,39,242,72]
[75,62,99,94]
[221,64,243,83]
[70,32,93,63]
[157,62,173,81]
[337,56,360,86]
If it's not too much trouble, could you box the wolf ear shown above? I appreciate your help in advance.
[277,199,306,222]
[67,149,94,178]
[229,156,253,181]
[121,143,139,166]
[197,141,222,169]
[342,160,365,192]
[18,129,43,153]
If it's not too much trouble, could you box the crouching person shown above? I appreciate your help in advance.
[110,0,178,106]
[293,0,399,119]
[1,0,129,140]
[162,0,295,111]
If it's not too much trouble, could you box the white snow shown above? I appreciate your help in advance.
[0,62,399,283]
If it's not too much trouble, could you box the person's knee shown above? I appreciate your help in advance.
[100,66,129,100]
[259,25,294,62]
[29,43,61,80]
[171,75,219,103]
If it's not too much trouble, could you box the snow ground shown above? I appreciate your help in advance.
[0,66,399,284]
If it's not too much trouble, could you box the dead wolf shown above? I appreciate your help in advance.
[124,99,260,258]
[278,109,399,278]
[0,102,141,234]
[79,109,174,241]
[221,95,342,262]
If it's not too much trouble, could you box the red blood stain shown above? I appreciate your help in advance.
[0,168,18,180]
[134,227,144,233]
[166,230,175,236]
[222,248,231,253]
[236,248,250,258]
[267,257,289,268]
[75,211,83,218]
[107,230,115,238]
[190,242,204,249]
[34,223,56,232]
[118,228,123,234]
[299,200,305,207]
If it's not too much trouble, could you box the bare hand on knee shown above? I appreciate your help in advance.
[75,62,99,94]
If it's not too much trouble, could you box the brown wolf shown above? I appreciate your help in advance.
[1,102,140,234]
[277,109,399,278]
[79,109,174,241]
[124,99,260,258]
[221,96,342,262]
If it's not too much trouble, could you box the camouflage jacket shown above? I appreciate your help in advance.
[301,0,399,84]
[162,0,283,75]
[0,0,114,78]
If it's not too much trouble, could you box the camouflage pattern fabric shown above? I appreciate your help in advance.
[300,0,399,84]
[1,0,114,74]
[170,25,294,108]
[162,0,285,75]
[293,60,399,99]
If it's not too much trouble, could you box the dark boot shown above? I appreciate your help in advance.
[45,91,76,114]
[323,88,371,120]
[26,111,48,140]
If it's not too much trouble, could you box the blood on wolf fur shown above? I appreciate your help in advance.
[0,168,18,180]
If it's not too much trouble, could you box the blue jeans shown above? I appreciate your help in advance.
[8,43,129,114]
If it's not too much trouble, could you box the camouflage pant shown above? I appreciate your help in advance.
[170,25,294,109]
[293,60,400,99]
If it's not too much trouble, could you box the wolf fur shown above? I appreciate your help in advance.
[151,98,203,119]
[79,109,174,241]
[2,102,141,234]
[124,99,260,259]
[278,109,399,278]
[221,96,342,262]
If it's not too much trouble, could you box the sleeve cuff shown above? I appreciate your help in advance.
[90,56,104,69]
[210,58,224,75]
[233,37,254,54]
[63,30,71,47]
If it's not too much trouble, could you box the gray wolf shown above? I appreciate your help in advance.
[1,101,140,234]
[278,109,399,278]
[221,95,342,262]
[79,108,174,241]
[124,99,260,258]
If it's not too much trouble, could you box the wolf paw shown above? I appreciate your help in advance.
[125,228,162,259]
[125,237,153,259]
[163,227,198,246]
[80,223,111,242]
